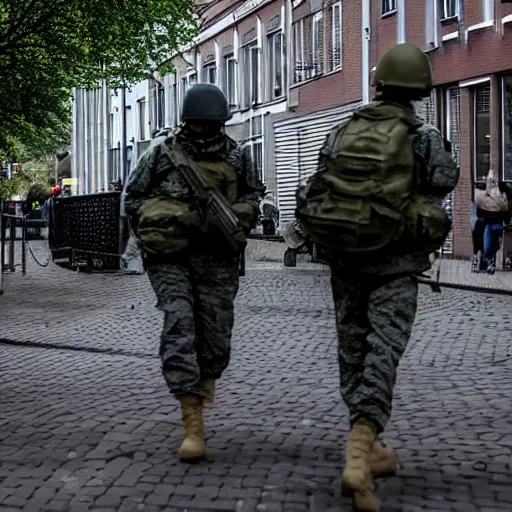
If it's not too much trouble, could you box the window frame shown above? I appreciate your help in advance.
[381,0,397,17]
[171,81,178,127]
[243,115,265,183]
[203,62,217,85]
[441,0,458,21]
[472,82,491,183]
[292,10,324,84]
[311,11,324,78]
[330,1,342,72]
[224,54,238,107]
[483,0,494,23]
[242,42,260,108]
[267,28,286,100]
[156,86,165,130]
[138,98,149,141]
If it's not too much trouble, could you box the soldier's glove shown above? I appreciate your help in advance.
[231,203,258,233]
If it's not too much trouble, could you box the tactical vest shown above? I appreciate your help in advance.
[138,141,239,255]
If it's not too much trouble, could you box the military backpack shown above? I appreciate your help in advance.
[296,103,427,254]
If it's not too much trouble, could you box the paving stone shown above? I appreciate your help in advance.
[1,257,512,511]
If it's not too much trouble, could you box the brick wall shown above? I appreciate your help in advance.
[292,0,362,116]
[453,87,473,259]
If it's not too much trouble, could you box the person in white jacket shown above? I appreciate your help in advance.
[473,170,510,274]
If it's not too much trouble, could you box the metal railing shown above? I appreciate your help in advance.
[48,191,122,271]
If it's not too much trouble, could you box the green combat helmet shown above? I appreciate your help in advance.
[373,43,433,97]
[181,84,232,122]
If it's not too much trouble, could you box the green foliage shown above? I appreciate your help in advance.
[0,0,197,156]
[0,161,53,200]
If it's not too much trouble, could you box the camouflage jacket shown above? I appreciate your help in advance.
[124,132,262,253]
[301,105,460,277]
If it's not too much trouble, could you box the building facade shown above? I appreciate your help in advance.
[72,0,512,258]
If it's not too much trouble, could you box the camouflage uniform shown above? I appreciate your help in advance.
[124,127,261,399]
[318,109,459,433]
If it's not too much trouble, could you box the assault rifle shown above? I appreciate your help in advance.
[160,141,247,276]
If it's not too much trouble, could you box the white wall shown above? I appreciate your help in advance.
[71,0,290,195]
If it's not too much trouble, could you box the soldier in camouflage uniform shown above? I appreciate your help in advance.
[297,44,459,511]
[124,84,261,462]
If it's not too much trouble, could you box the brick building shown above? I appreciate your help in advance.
[72,0,512,259]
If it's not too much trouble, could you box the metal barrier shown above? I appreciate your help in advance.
[418,229,512,296]
[48,192,122,271]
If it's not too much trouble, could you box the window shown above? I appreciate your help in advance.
[473,84,491,182]
[244,116,264,182]
[243,44,260,107]
[180,77,187,114]
[109,113,115,148]
[294,18,309,83]
[312,12,324,76]
[330,2,342,72]
[293,12,323,83]
[224,55,237,106]
[171,82,178,127]
[203,63,217,84]
[502,77,512,181]
[446,88,460,168]
[268,31,285,99]
[157,87,165,129]
[441,0,458,20]
[381,0,397,16]
[179,72,197,119]
[138,99,149,140]
[483,0,494,22]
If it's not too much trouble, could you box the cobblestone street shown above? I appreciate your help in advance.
[1,251,511,512]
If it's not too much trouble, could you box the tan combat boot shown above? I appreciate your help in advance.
[341,418,381,512]
[369,441,397,477]
[203,379,216,406]
[177,396,206,462]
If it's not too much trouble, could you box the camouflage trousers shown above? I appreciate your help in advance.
[330,267,418,433]
[147,254,240,398]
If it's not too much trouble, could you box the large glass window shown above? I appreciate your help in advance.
[473,84,491,182]
[502,77,512,181]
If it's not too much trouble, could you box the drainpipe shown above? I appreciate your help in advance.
[102,81,110,191]
[458,0,466,45]
[84,91,90,194]
[397,0,406,43]
[120,86,127,183]
[71,88,79,190]
[362,0,371,104]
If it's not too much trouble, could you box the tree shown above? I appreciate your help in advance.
[0,0,197,155]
